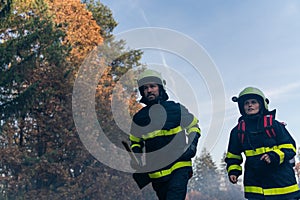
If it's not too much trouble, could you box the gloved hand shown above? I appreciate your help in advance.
[181,132,200,159]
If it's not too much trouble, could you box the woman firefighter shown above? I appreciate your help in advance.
[225,87,300,200]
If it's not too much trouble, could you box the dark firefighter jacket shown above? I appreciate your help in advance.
[129,100,201,182]
[225,110,300,200]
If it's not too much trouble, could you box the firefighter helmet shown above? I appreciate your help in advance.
[137,69,168,104]
[232,87,269,115]
[137,69,166,88]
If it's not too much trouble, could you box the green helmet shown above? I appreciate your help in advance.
[232,87,269,115]
[137,69,169,104]
[137,69,166,88]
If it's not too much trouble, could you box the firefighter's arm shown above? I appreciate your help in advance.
[225,129,243,181]
[181,113,201,159]
[129,134,144,169]
[179,104,200,136]
[178,103,201,159]
[225,151,243,177]
[181,130,201,160]
[267,121,296,165]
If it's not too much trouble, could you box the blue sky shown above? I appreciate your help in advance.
[99,0,300,165]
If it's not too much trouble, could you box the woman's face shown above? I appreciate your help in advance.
[243,98,260,115]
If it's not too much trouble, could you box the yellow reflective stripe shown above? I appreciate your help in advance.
[142,126,183,140]
[148,161,192,179]
[245,184,300,196]
[244,144,294,163]
[245,146,278,157]
[278,143,296,153]
[185,116,199,130]
[131,144,141,149]
[244,186,263,194]
[264,184,300,195]
[132,117,200,140]
[227,164,242,173]
[187,127,201,134]
[129,134,141,142]
[273,149,285,164]
[226,152,242,160]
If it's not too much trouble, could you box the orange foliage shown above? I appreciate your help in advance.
[46,0,103,65]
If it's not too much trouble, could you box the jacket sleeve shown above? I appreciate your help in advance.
[129,114,144,154]
[267,121,296,165]
[225,128,243,177]
[179,104,201,137]
[129,134,144,154]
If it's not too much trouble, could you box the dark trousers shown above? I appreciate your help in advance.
[152,167,192,200]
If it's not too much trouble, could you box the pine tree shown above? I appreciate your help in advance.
[0,0,71,198]
[83,0,117,39]
[219,152,244,200]
[188,148,220,200]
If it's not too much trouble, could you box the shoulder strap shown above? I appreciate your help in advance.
[237,115,276,144]
[263,115,276,138]
[237,120,245,144]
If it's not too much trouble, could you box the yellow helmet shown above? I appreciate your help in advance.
[137,69,166,88]
[232,87,269,115]
[137,69,168,104]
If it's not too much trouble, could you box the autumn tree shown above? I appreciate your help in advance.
[51,0,147,198]
[83,0,143,145]
[46,0,103,69]
[0,0,149,199]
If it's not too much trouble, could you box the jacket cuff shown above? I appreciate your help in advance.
[268,151,281,165]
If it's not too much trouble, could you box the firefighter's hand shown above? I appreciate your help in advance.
[260,153,271,164]
[229,175,238,184]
